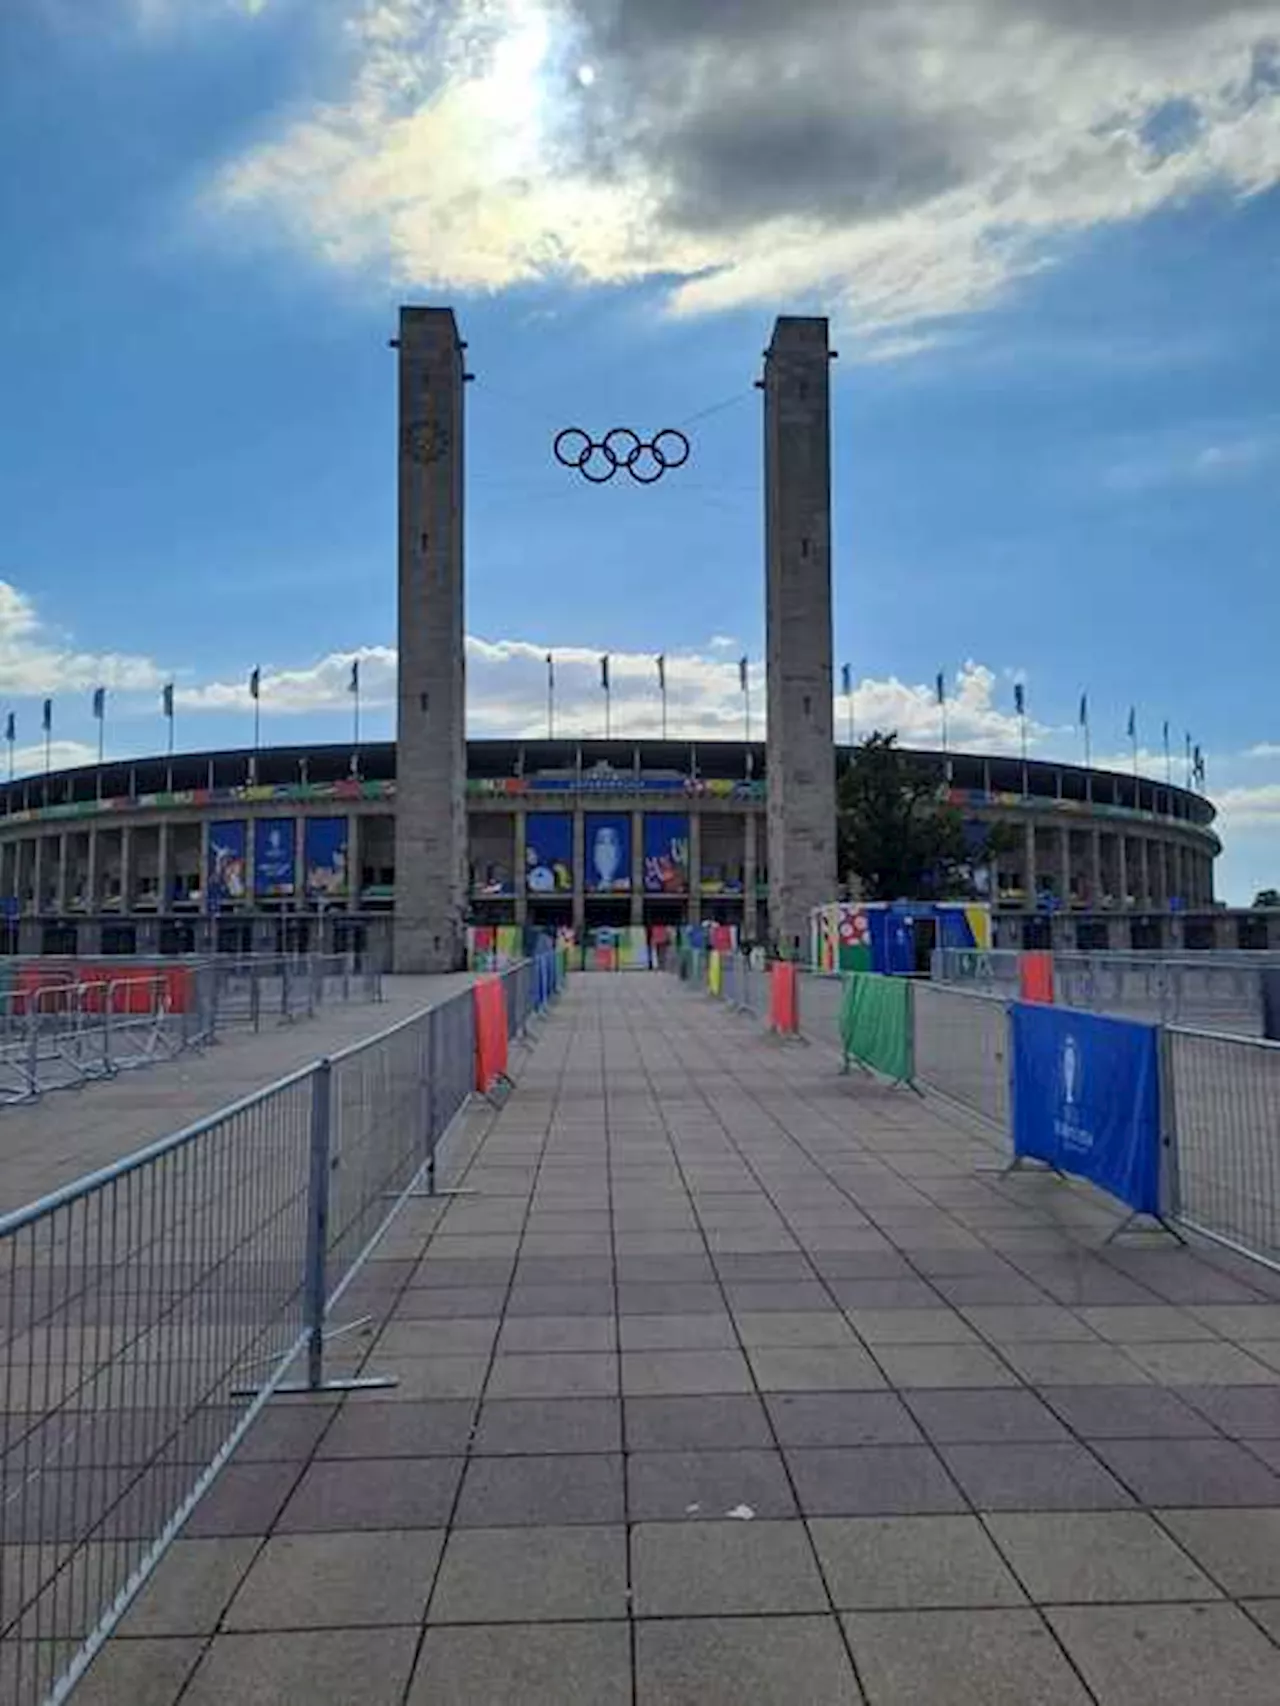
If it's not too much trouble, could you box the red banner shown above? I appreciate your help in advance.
[474,976,510,1093]
[1019,951,1055,1005]
[770,961,799,1035]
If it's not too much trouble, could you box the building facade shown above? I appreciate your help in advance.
[0,735,1258,963]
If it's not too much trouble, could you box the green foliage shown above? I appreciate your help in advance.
[836,731,1011,902]
[1253,888,1280,909]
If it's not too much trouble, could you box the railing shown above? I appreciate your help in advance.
[0,956,563,1703]
[676,952,1280,1273]
[0,956,382,1108]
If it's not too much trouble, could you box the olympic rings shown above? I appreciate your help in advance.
[553,426,691,485]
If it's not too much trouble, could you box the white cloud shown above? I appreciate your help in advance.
[0,580,167,700]
[1215,782,1280,829]
[1106,427,1280,491]
[211,0,1280,339]
[1246,742,1280,759]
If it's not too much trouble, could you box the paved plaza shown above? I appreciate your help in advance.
[0,974,469,1211]
[77,973,1280,1704]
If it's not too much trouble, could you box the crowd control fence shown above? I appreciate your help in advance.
[0,954,564,1705]
[0,955,383,1108]
[675,951,1280,1275]
[934,947,1280,1038]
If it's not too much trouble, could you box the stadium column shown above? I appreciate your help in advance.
[514,811,528,926]
[55,831,69,915]
[199,822,210,917]
[743,812,758,938]
[346,814,359,912]
[631,809,644,927]
[572,809,585,940]
[158,820,171,916]
[688,812,702,925]
[1116,834,1129,909]
[393,305,469,974]
[763,317,837,954]
[1058,828,1070,912]
[1139,836,1151,909]
[1090,828,1102,909]
[1023,821,1037,903]
[85,829,98,915]
[120,825,133,914]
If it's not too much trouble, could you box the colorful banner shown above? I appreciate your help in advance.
[1011,1005,1161,1216]
[254,818,296,898]
[839,973,914,1083]
[304,817,349,899]
[644,814,690,893]
[526,813,574,894]
[585,813,631,893]
[207,820,247,906]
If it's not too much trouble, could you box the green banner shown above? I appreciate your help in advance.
[839,973,914,1083]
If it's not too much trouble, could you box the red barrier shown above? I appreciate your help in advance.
[474,976,510,1093]
[770,962,799,1035]
[1019,951,1055,1005]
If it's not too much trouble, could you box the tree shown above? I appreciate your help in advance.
[837,731,1016,902]
[1254,889,1280,909]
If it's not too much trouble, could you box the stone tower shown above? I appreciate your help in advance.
[393,306,468,972]
[763,316,837,954]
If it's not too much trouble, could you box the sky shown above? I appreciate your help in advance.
[0,0,1277,903]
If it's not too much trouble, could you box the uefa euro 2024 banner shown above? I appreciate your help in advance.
[644,814,689,893]
[1011,1004,1161,1217]
[585,813,631,893]
[525,814,573,895]
[207,821,247,906]
[254,818,296,898]
[304,818,349,899]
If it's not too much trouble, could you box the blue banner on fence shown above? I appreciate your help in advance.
[1010,1003,1161,1216]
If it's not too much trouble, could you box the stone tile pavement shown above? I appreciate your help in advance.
[77,973,1280,1704]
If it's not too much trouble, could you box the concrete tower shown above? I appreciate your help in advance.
[393,306,468,972]
[763,316,837,954]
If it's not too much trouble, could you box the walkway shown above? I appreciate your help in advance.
[0,974,470,1211]
[80,975,1280,1704]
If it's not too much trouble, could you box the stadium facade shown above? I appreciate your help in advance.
[0,733,1251,963]
[1,302,1260,961]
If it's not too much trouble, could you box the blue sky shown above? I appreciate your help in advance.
[1,0,1277,901]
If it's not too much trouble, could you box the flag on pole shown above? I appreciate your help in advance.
[4,713,13,743]
[42,698,52,733]
[162,683,174,720]
[1079,693,1088,727]
[546,652,554,689]
[656,655,665,692]
[249,667,260,700]
[92,687,105,720]
[600,656,609,693]
[1014,682,1025,716]
[739,656,748,693]
[841,663,852,697]
[1127,706,1136,741]
[348,659,360,695]
[935,671,945,707]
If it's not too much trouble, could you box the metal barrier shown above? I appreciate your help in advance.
[1164,1027,1280,1268]
[911,982,1010,1132]
[0,959,562,1703]
[0,956,382,1109]
[796,971,845,1051]
[933,947,1277,1037]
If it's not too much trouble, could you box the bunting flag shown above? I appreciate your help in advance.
[739,656,749,693]
[92,687,106,720]
[600,655,610,692]
[655,654,665,692]
[1014,682,1025,717]
[249,667,261,700]
[42,698,52,733]
[935,671,945,707]
[348,659,360,694]
[841,663,852,697]
[162,683,174,719]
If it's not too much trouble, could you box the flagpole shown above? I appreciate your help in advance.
[1163,723,1171,786]
[547,655,555,740]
